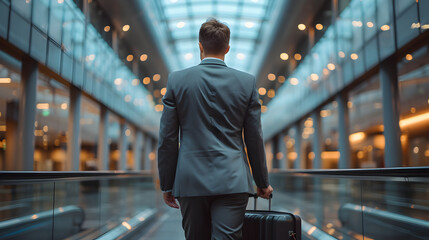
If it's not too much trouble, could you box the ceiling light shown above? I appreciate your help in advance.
[258,88,266,95]
[298,24,306,31]
[400,112,429,129]
[122,25,130,32]
[367,22,374,28]
[278,76,286,83]
[143,77,150,85]
[245,22,254,28]
[315,24,323,30]
[338,51,345,58]
[267,89,275,98]
[61,103,68,110]
[140,54,148,62]
[310,73,319,81]
[0,78,11,83]
[350,53,359,60]
[237,53,245,60]
[184,53,193,60]
[126,55,134,62]
[153,74,161,81]
[132,78,139,86]
[36,103,49,110]
[114,78,122,85]
[380,25,390,31]
[327,63,336,71]
[323,68,329,75]
[268,73,276,81]
[104,26,110,32]
[320,110,330,117]
[349,132,365,143]
[161,88,167,96]
[155,104,164,112]
[177,22,185,28]
[294,53,302,61]
[352,21,363,27]
[290,78,299,85]
[280,53,289,61]
[405,54,413,61]
[411,23,420,29]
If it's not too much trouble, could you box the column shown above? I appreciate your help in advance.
[97,106,109,170]
[293,122,303,169]
[118,121,128,171]
[17,57,37,170]
[277,133,287,170]
[5,101,19,170]
[133,130,143,171]
[380,58,402,167]
[151,138,158,171]
[144,135,152,170]
[271,136,279,169]
[337,92,351,169]
[66,86,82,171]
[312,111,323,169]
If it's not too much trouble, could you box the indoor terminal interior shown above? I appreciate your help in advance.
[0,0,428,239]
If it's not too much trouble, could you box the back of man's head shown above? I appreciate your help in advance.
[199,18,230,55]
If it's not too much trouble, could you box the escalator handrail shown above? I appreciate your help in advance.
[272,167,429,181]
[0,170,153,184]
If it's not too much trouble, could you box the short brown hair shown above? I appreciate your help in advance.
[199,18,230,55]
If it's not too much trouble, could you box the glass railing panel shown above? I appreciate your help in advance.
[52,180,100,239]
[270,175,364,239]
[360,180,429,239]
[0,182,55,239]
[98,176,158,237]
[0,173,159,240]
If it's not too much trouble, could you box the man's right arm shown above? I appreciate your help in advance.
[243,77,270,191]
[158,74,179,193]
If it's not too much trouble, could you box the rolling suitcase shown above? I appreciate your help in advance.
[243,194,301,240]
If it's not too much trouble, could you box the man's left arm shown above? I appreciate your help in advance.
[157,74,180,208]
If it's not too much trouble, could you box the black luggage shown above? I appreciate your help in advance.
[243,194,301,240]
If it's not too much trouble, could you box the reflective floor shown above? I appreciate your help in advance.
[138,208,185,240]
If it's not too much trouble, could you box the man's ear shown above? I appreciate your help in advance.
[199,42,204,53]
[225,45,230,55]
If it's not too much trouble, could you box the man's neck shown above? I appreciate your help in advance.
[202,55,225,61]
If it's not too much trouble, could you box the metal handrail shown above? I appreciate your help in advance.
[0,170,153,184]
[2,167,429,184]
[271,167,429,182]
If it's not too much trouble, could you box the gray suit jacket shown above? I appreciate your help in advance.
[158,58,269,197]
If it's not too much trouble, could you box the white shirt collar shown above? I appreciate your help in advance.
[202,57,224,62]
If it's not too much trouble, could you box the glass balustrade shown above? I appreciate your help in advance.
[0,173,159,240]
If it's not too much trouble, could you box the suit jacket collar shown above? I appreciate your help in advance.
[199,58,227,67]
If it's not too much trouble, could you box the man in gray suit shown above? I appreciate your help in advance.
[158,18,273,240]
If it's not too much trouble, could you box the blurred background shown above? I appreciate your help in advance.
[0,0,428,239]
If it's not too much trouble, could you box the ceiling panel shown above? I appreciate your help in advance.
[147,0,275,72]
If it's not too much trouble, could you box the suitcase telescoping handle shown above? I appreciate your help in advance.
[249,193,273,211]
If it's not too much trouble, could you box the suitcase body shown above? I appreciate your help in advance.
[243,195,301,240]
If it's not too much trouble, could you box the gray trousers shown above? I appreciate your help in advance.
[177,193,249,240]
